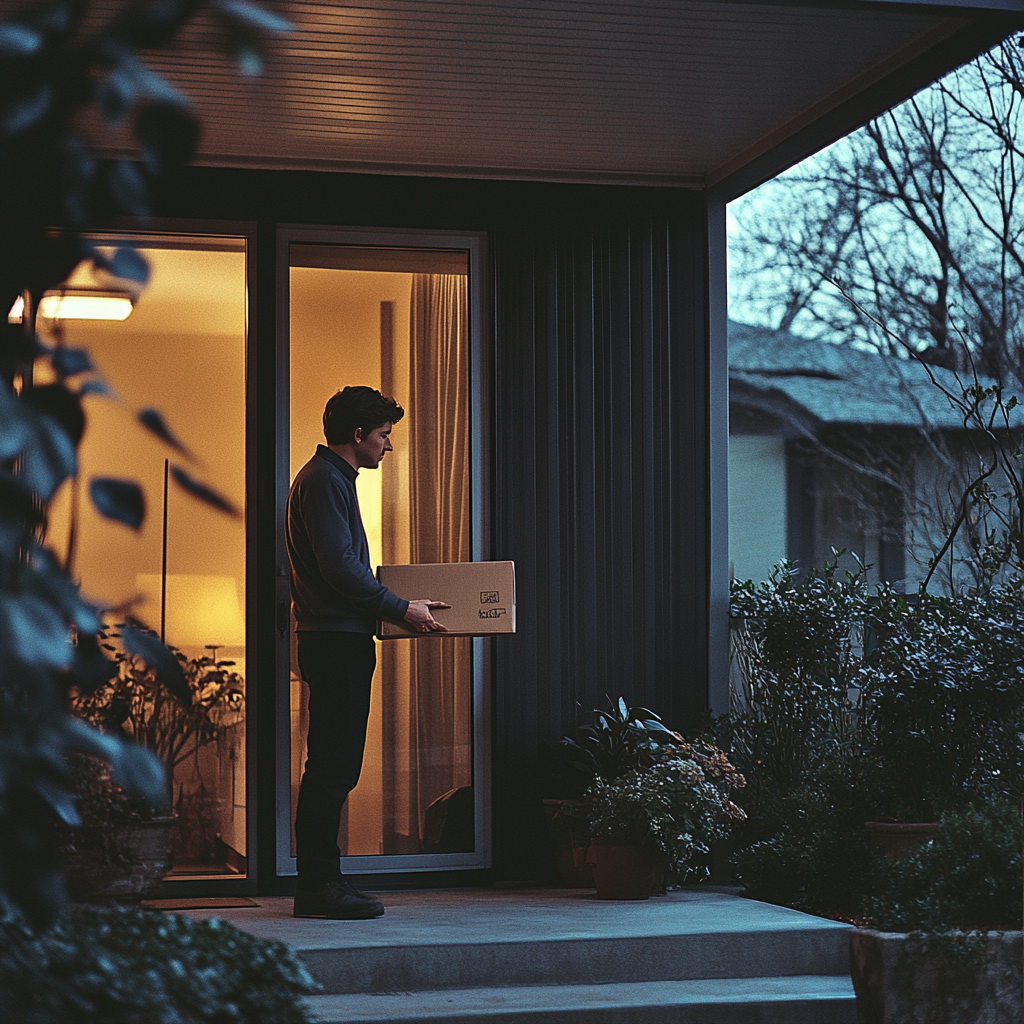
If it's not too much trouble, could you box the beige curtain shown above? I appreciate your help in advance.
[381,274,472,853]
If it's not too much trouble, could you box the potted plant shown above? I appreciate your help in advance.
[65,629,244,895]
[584,741,747,900]
[850,802,1022,1024]
[545,697,683,885]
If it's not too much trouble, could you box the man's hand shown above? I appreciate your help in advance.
[404,599,451,633]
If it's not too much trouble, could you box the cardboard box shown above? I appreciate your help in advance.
[376,561,516,639]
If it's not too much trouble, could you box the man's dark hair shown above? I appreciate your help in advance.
[323,386,404,445]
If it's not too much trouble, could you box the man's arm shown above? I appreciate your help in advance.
[302,478,409,621]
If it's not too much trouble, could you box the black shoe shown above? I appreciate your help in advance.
[293,880,385,919]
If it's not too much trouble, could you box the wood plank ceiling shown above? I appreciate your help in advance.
[87,0,991,189]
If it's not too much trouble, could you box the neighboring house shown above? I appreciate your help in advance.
[41,0,1023,892]
[729,320,1022,590]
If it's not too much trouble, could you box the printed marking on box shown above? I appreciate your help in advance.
[479,607,507,619]
[480,591,500,604]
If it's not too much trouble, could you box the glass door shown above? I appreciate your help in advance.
[275,227,490,874]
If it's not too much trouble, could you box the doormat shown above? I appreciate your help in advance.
[140,897,260,911]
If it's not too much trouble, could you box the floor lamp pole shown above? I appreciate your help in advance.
[161,458,168,643]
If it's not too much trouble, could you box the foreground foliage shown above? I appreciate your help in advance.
[0,0,286,929]
[0,905,317,1023]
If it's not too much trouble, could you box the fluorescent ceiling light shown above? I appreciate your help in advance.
[7,290,134,323]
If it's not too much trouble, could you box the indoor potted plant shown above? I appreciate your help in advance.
[65,629,244,896]
[585,741,746,899]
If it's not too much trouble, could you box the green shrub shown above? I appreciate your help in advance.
[865,801,1023,934]
[0,905,317,1023]
[734,751,880,919]
[726,557,867,819]
[860,584,1024,821]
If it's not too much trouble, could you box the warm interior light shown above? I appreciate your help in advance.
[135,573,245,649]
[39,290,133,321]
[7,290,133,323]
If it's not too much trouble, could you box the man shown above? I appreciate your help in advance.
[286,385,448,919]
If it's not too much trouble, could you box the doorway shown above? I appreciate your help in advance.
[275,227,490,875]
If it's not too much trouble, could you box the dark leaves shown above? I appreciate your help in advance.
[107,161,149,218]
[171,466,240,517]
[68,631,118,696]
[64,716,166,807]
[50,347,93,378]
[118,622,190,705]
[213,0,291,76]
[2,84,52,133]
[138,408,194,460]
[107,244,150,285]
[214,0,293,33]
[136,102,201,174]
[22,383,85,446]
[89,478,145,530]
[0,22,43,56]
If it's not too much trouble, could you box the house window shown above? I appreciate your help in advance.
[277,228,489,873]
[45,233,250,878]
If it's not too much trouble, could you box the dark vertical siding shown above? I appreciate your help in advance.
[490,188,709,879]
[165,170,711,885]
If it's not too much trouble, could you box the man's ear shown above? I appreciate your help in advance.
[352,426,364,443]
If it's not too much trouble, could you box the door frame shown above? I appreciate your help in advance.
[274,224,492,875]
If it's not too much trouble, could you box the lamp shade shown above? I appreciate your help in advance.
[135,574,245,649]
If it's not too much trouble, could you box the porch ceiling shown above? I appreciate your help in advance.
[102,0,1023,194]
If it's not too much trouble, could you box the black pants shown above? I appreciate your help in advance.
[293,630,377,884]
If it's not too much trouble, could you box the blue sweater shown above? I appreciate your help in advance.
[286,445,409,632]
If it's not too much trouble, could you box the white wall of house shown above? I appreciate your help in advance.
[729,434,788,583]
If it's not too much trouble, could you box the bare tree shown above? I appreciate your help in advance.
[730,37,1024,386]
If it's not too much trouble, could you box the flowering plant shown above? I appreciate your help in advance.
[586,742,746,881]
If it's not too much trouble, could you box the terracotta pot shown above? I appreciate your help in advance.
[585,839,662,900]
[542,799,593,887]
[864,821,940,861]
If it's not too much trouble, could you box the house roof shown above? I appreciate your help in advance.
[80,0,1023,197]
[728,320,1022,433]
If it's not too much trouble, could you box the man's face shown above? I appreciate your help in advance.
[353,421,394,470]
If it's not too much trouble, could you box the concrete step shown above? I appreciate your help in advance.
[305,974,857,1024]
[275,890,852,995]
[302,923,852,995]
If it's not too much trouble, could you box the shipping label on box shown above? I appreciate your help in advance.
[376,561,516,639]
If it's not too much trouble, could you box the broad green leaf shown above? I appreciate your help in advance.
[1,592,73,669]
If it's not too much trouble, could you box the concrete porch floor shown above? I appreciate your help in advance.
[173,886,850,962]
